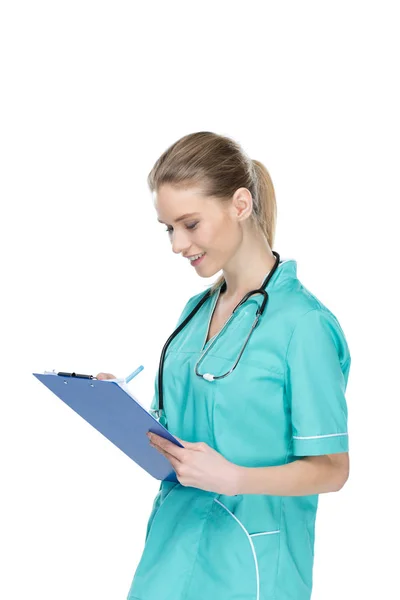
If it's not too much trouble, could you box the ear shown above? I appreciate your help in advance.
[231,187,254,223]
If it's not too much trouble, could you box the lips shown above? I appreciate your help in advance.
[187,252,205,261]
[189,253,206,266]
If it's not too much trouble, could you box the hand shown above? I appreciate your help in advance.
[95,372,117,380]
[147,432,240,496]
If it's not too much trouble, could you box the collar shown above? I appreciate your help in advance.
[217,256,297,300]
[262,257,297,291]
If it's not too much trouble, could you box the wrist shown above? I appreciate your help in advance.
[228,464,245,496]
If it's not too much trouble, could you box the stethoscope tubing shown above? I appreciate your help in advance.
[155,250,281,418]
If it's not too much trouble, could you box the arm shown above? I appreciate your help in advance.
[233,452,350,496]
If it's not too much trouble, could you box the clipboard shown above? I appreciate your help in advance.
[32,372,183,482]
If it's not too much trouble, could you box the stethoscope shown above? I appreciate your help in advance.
[152,250,281,421]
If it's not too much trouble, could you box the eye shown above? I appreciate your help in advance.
[164,222,199,234]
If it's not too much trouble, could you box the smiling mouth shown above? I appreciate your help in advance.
[187,252,206,261]
[188,252,206,265]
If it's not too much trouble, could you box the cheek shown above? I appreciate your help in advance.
[200,220,236,249]
[214,223,240,253]
[195,224,214,248]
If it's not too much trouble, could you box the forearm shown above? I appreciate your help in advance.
[234,456,344,496]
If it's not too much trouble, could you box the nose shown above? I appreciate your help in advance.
[171,229,191,255]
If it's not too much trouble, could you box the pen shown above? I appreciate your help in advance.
[125,365,144,384]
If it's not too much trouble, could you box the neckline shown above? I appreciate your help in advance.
[201,257,294,352]
[201,284,222,351]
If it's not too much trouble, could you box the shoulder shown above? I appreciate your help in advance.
[286,294,350,366]
[175,287,214,327]
[276,278,350,365]
[277,271,344,327]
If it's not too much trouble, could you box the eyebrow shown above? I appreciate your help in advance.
[157,212,200,224]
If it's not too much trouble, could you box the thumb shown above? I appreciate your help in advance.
[96,372,116,380]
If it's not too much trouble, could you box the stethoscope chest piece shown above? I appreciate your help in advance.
[156,250,281,413]
[194,251,280,382]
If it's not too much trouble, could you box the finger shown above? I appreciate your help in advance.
[151,444,180,471]
[96,372,116,380]
[172,435,197,448]
[148,432,175,445]
[150,433,199,453]
[150,436,185,461]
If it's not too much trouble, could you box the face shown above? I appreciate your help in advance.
[155,183,251,278]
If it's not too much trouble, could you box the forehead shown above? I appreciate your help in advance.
[155,183,214,223]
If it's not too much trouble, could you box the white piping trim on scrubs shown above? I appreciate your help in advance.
[214,498,280,600]
[293,432,348,439]
[250,530,281,537]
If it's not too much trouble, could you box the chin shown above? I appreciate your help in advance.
[197,270,218,279]
[196,263,221,279]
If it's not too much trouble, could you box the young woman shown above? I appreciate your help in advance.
[97,131,351,600]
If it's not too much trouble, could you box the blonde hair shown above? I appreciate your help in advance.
[148,131,277,295]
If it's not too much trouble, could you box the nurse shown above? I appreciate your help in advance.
[99,131,351,600]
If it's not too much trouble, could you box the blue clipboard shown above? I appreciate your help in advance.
[33,372,183,482]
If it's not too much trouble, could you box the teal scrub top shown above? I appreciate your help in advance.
[127,258,351,600]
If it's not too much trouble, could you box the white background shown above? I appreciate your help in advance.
[1,1,399,598]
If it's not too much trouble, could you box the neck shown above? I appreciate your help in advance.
[221,234,277,302]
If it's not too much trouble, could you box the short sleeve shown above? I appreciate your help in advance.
[285,308,351,456]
